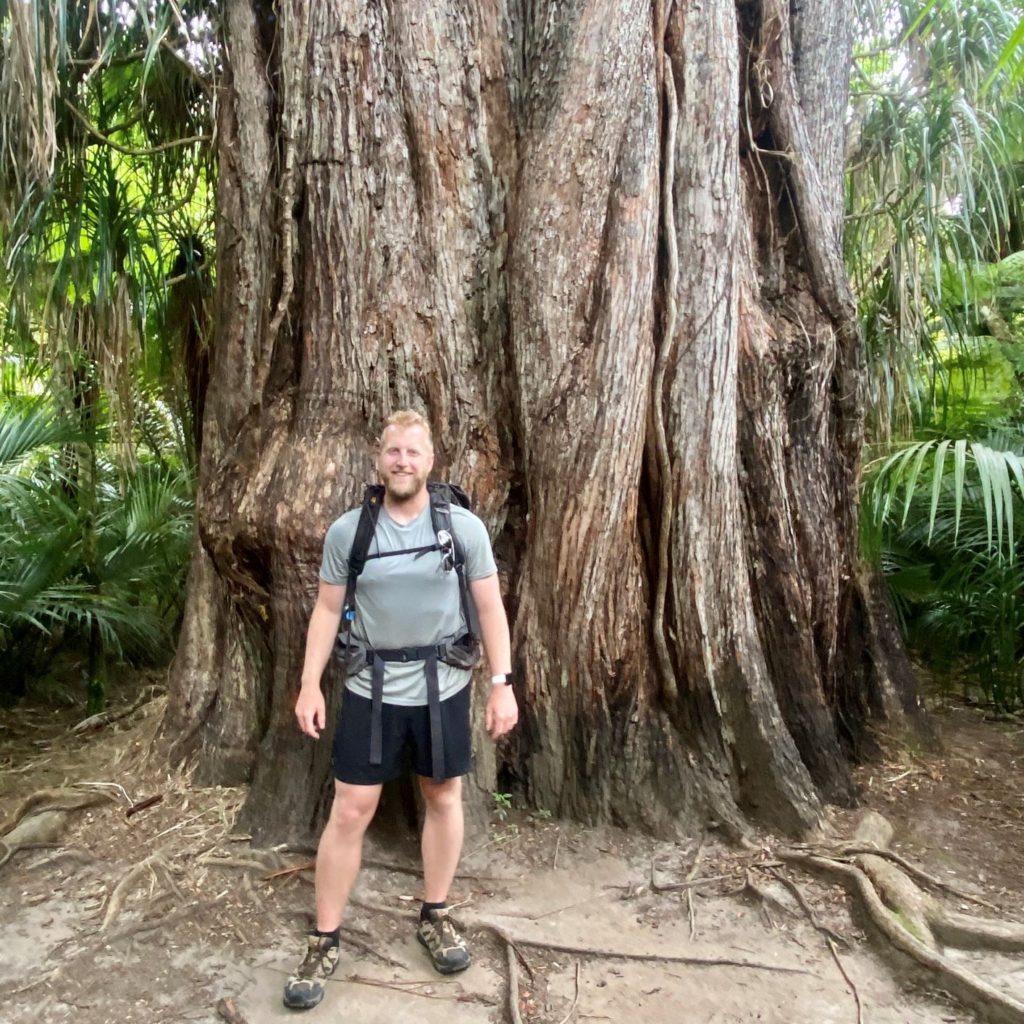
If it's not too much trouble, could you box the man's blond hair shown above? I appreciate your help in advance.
[380,409,433,450]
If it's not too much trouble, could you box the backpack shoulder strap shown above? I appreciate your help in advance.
[344,485,385,618]
[427,482,480,640]
[427,482,457,555]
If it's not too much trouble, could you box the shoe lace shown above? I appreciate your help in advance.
[297,940,332,979]
[437,914,463,947]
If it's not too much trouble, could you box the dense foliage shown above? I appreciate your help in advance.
[1,0,1022,711]
[854,1,1024,709]
[0,1,215,706]
[0,397,192,709]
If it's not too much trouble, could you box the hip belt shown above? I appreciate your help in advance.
[340,636,480,782]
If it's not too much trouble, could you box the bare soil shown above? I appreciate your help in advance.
[1,686,1023,1024]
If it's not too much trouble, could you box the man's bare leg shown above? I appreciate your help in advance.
[418,776,463,903]
[315,780,382,930]
[416,775,470,973]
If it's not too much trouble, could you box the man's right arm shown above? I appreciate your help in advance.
[295,580,346,739]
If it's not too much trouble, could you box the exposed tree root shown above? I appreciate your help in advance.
[780,810,1024,1024]
[0,787,113,837]
[834,844,1001,912]
[767,866,847,946]
[555,961,582,1024]
[827,937,864,1024]
[28,846,96,871]
[100,851,180,931]
[69,686,163,735]
[506,941,525,1024]
[350,895,808,975]
[0,788,113,872]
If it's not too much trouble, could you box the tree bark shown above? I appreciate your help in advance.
[163,0,923,845]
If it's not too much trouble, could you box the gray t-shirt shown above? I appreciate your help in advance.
[320,502,497,705]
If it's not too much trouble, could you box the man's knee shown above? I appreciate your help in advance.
[326,783,380,834]
[420,776,462,814]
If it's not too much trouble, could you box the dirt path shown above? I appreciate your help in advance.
[1,692,1022,1024]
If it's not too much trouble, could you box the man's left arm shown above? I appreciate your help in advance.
[469,572,518,740]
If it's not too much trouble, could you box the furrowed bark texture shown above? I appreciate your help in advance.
[164,0,921,844]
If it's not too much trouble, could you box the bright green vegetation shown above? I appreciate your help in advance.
[0,397,192,710]
[1,1,1023,712]
[0,1,214,709]
[855,1,1024,709]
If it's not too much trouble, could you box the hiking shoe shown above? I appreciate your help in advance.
[282,933,340,1010]
[416,907,471,974]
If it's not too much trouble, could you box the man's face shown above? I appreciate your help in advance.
[377,425,434,500]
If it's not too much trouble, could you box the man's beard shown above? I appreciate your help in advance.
[383,470,426,501]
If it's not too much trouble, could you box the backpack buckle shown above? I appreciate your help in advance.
[436,529,455,572]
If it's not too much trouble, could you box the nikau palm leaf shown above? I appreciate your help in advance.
[867,437,1024,558]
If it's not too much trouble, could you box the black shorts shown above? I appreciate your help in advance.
[332,683,472,785]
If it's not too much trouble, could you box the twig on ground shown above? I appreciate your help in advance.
[262,859,315,881]
[555,960,581,1024]
[342,930,405,968]
[553,832,562,871]
[684,835,706,938]
[651,869,730,894]
[505,934,809,974]
[687,835,707,880]
[506,941,525,1024]
[651,834,720,892]
[499,892,608,921]
[827,937,863,1024]
[482,921,535,982]
[767,867,847,945]
[74,781,134,805]
[203,855,278,873]
[151,809,218,841]
[342,974,495,1004]
[126,795,164,819]
[743,870,794,926]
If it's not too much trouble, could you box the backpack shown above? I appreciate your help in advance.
[336,481,481,781]
[340,481,479,642]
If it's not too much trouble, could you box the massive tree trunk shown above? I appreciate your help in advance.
[162,0,923,845]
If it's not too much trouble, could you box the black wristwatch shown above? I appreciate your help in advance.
[490,672,514,686]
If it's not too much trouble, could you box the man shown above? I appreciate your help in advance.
[284,409,518,1010]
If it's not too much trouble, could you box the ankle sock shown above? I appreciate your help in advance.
[314,926,341,946]
[420,901,447,922]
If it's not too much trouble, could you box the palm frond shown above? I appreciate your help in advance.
[866,435,1024,559]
